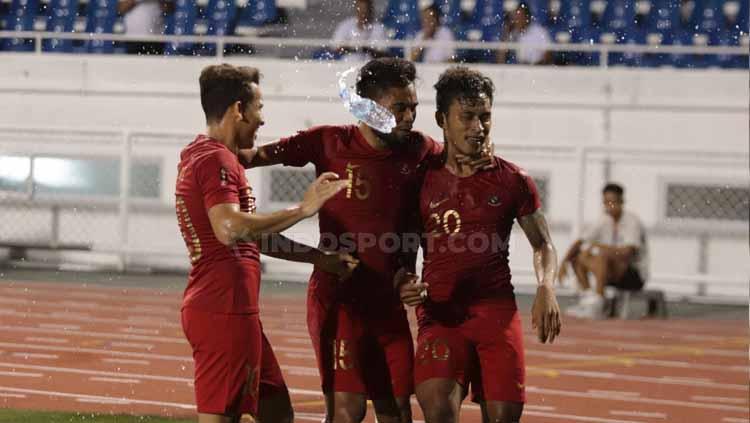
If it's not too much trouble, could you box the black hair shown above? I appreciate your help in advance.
[355,57,417,100]
[434,66,495,114]
[603,183,625,197]
[199,64,260,123]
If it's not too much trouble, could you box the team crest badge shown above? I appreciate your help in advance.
[488,195,501,207]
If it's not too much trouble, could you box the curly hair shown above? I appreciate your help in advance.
[434,66,495,114]
[356,57,417,100]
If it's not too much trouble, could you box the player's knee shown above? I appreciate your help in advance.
[423,403,457,423]
[333,402,366,423]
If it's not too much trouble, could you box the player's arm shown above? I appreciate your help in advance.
[518,210,561,343]
[237,143,284,168]
[207,172,346,245]
[259,234,358,280]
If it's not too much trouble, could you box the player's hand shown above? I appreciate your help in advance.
[316,251,359,281]
[300,172,348,217]
[394,268,428,307]
[531,284,561,344]
[455,141,495,171]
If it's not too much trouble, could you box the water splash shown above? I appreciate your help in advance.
[337,67,396,134]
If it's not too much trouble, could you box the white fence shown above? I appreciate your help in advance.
[0,125,746,303]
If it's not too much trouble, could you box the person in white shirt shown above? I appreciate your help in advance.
[118,0,171,55]
[558,183,650,318]
[497,3,552,65]
[332,0,387,62]
[407,4,455,63]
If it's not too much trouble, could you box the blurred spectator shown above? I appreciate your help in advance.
[497,3,552,65]
[332,0,387,61]
[407,4,456,63]
[118,0,172,55]
[558,183,650,319]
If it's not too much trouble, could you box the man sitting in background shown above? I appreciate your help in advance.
[497,2,552,65]
[407,4,455,63]
[558,183,649,319]
[332,0,387,61]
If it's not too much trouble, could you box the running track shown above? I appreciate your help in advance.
[0,280,747,423]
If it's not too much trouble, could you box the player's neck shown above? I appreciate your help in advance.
[358,123,390,151]
[206,123,239,155]
[445,149,477,178]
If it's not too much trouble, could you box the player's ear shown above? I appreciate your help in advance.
[435,111,445,129]
[230,101,243,122]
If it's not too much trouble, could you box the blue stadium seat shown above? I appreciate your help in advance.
[714,27,742,68]
[383,0,420,57]
[84,0,118,54]
[691,0,726,37]
[644,0,680,66]
[43,0,78,52]
[2,0,40,51]
[601,0,636,35]
[165,0,198,55]
[524,0,550,25]
[458,0,503,62]
[197,0,238,55]
[736,0,749,33]
[237,0,278,27]
[549,0,592,65]
[434,0,463,28]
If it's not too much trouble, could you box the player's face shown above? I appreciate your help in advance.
[374,84,418,146]
[442,95,492,158]
[238,83,264,149]
[603,192,624,219]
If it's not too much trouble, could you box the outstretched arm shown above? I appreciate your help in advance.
[238,143,284,169]
[518,210,561,343]
[259,234,359,280]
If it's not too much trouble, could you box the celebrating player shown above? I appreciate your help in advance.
[397,66,562,423]
[175,64,356,423]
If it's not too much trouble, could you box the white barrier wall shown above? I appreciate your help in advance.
[0,54,748,300]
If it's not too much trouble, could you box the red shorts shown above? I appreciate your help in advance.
[414,298,526,403]
[181,308,286,415]
[307,287,414,399]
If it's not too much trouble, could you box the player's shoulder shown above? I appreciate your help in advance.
[410,131,444,158]
[489,155,528,177]
[183,137,239,169]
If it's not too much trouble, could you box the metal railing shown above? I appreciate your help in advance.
[1,30,748,67]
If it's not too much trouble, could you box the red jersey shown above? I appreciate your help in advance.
[175,135,261,314]
[265,125,443,312]
[418,156,541,309]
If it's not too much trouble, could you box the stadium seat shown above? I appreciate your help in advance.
[458,0,503,62]
[2,0,40,51]
[83,0,118,54]
[200,0,238,55]
[434,0,463,28]
[550,0,592,65]
[165,0,198,55]
[691,0,726,37]
[644,0,680,66]
[382,0,421,57]
[43,0,79,53]
[601,0,636,35]
[237,0,278,27]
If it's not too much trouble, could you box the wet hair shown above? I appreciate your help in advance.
[434,66,495,114]
[199,64,260,123]
[603,183,625,197]
[355,58,417,100]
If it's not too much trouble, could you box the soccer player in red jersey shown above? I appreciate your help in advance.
[242,58,491,423]
[175,64,357,423]
[397,66,562,423]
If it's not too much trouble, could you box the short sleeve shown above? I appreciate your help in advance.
[582,220,604,243]
[620,215,644,248]
[333,19,351,42]
[195,150,241,210]
[266,126,325,167]
[516,171,542,218]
